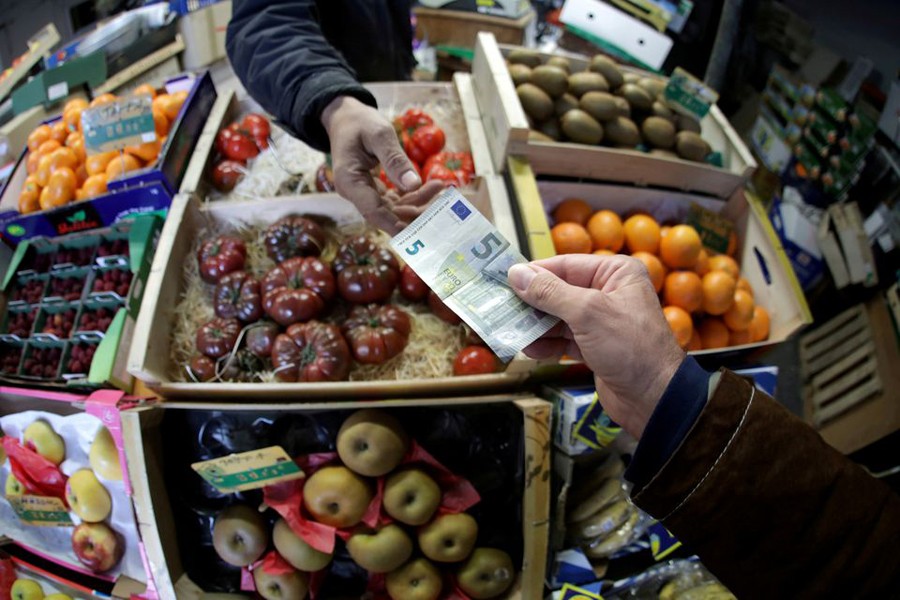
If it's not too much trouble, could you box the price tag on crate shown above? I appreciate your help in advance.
[664,67,719,120]
[81,96,157,154]
[192,446,304,493]
[686,202,734,255]
[559,584,604,600]
[9,495,73,527]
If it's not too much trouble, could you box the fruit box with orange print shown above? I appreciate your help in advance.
[0,73,216,245]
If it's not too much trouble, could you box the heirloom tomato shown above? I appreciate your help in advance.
[261,257,335,326]
[341,304,411,364]
[197,236,247,284]
[271,321,351,382]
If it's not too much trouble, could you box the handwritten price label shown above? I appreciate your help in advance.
[9,495,73,527]
[191,446,304,493]
[81,95,156,154]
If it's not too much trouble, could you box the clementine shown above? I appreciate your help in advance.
[708,254,740,279]
[748,305,770,342]
[552,222,592,254]
[553,198,593,226]
[50,120,69,144]
[701,270,737,316]
[736,277,753,297]
[632,251,666,293]
[659,224,701,269]
[27,125,52,152]
[723,290,754,331]
[698,318,730,349]
[623,214,661,254]
[90,93,117,108]
[587,210,624,252]
[132,83,157,99]
[106,154,142,180]
[686,329,702,351]
[592,249,615,256]
[729,328,752,346]
[152,106,169,138]
[81,174,108,199]
[663,305,693,349]
[663,270,703,313]
[694,248,710,276]
[125,139,161,163]
[86,151,118,176]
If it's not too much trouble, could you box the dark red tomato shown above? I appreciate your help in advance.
[423,151,475,186]
[245,321,279,358]
[241,113,271,144]
[214,271,262,322]
[189,355,217,382]
[221,349,266,382]
[428,291,461,325]
[271,321,351,382]
[197,236,247,284]
[332,236,400,304]
[341,304,411,364]
[453,345,499,376]
[402,124,445,165]
[263,216,326,263]
[393,108,433,132]
[261,257,335,326]
[223,131,260,162]
[196,317,241,359]
[211,160,244,192]
[399,265,429,302]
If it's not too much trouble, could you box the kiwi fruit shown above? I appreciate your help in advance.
[613,97,631,117]
[547,55,572,73]
[517,83,554,121]
[638,77,666,98]
[561,109,603,145]
[568,71,609,97]
[579,91,619,122]
[641,116,677,149]
[529,129,555,143]
[675,131,711,161]
[623,72,640,85]
[617,83,653,112]
[651,101,674,120]
[650,148,679,159]
[555,93,579,117]
[508,48,541,68]
[675,114,702,133]
[531,65,569,98]
[508,63,532,87]
[604,117,641,147]
[539,118,563,141]
[588,55,625,90]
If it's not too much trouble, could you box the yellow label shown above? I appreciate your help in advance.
[560,583,604,600]
[10,495,73,527]
[191,446,304,493]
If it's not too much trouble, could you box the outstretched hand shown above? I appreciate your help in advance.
[508,254,685,438]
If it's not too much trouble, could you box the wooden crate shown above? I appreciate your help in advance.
[413,7,536,48]
[801,299,900,453]
[508,160,811,355]
[120,395,551,599]
[127,190,535,399]
[471,33,757,199]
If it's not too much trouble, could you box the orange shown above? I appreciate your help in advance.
[727,230,738,256]
[37,140,61,156]
[632,251,666,293]
[90,93,117,108]
[50,120,69,144]
[593,249,615,256]
[698,317,730,349]
[105,154,142,180]
[736,277,753,297]
[81,174,108,199]
[749,305,770,342]
[152,106,169,138]
[125,139,161,163]
[64,105,84,132]
[67,134,86,163]
[132,83,157,99]
[701,270,736,316]
[166,90,189,121]
[26,150,42,174]
[729,328,752,346]
[85,151,118,176]
[587,210,624,252]
[47,147,79,173]
[708,254,740,280]
[663,271,703,313]
[18,178,41,214]
[694,248,710,276]
[27,125,52,152]
[660,225,671,239]
[551,222,592,254]
[40,167,77,210]
[75,188,88,202]
[659,224,701,269]
[686,329,702,351]
[75,163,88,187]
[623,214,661,254]
[723,290,754,331]
[553,198,593,226]
[63,98,88,113]
[663,305,693,349]
[35,155,53,187]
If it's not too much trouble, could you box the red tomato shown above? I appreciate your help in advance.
[223,131,260,162]
[241,113,271,144]
[332,236,400,304]
[453,345,499,376]
[423,151,475,186]
[271,321,351,382]
[188,355,217,381]
[393,108,433,132]
[428,291,461,325]
[403,124,445,165]
[261,257,335,326]
[399,265,429,301]
[211,160,244,192]
[215,123,241,155]
[341,303,411,364]
[197,236,247,284]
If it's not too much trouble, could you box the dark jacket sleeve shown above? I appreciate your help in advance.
[631,369,900,598]
[226,0,377,152]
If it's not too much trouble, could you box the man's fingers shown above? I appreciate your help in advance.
[508,263,593,324]
[368,125,421,192]
[394,180,445,207]
[523,338,579,361]
[367,206,405,236]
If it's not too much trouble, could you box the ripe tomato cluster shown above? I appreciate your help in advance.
[383,108,475,188]
[210,113,272,192]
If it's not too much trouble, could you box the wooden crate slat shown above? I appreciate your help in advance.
[814,376,883,426]
[804,329,871,375]
[801,311,868,362]
[813,356,879,406]
[800,304,866,350]
[810,341,876,391]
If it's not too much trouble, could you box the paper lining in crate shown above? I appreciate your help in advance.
[180,75,499,203]
[471,32,757,199]
[127,187,536,399]
[120,394,550,599]
[509,166,810,354]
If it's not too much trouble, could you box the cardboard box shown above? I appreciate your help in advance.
[11,52,107,116]
[414,6,536,49]
[472,33,757,199]
[768,193,825,291]
[544,386,621,456]
[179,0,232,70]
[0,73,217,244]
[121,395,551,599]
[508,165,812,355]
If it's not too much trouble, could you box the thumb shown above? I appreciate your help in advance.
[508,263,588,324]
[374,135,422,193]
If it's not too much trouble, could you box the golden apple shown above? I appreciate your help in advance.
[45,594,74,600]
[6,473,25,497]
[385,558,442,600]
[212,504,269,567]
[89,426,122,481]
[418,512,478,563]
[347,524,413,573]
[302,465,373,528]
[272,518,332,571]
[457,548,515,599]
[10,579,44,600]
[253,562,309,600]
[65,469,111,523]
[23,420,65,465]
[383,468,441,526]
[336,409,408,477]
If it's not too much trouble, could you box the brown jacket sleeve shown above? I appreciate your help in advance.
[632,369,900,598]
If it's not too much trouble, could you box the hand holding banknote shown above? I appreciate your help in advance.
[507,255,685,438]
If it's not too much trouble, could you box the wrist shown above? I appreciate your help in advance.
[321,95,361,135]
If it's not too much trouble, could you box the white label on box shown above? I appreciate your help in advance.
[47,82,69,102]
